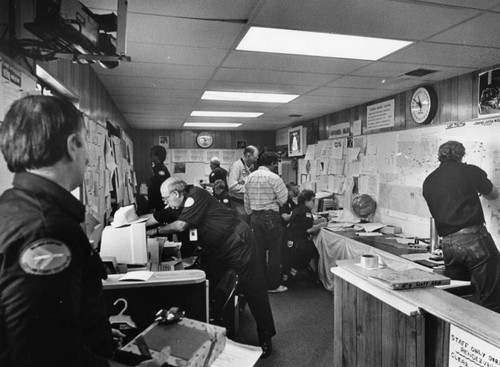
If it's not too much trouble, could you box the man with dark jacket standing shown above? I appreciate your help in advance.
[0,96,165,367]
[148,145,170,212]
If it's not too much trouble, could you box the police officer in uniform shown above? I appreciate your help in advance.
[145,177,276,358]
[286,190,327,278]
[148,145,170,212]
[208,157,228,188]
[212,179,232,208]
[0,96,166,367]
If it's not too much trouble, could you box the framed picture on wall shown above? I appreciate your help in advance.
[236,140,247,149]
[288,126,307,157]
[159,136,169,149]
[478,68,500,116]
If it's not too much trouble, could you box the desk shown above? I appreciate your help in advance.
[103,270,208,343]
[315,229,426,291]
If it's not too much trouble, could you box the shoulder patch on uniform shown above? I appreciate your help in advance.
[306,212,313,218]
[159,170,166,176]
[19,239,71,275]
[223,199,229,203]
[185,197,195,207]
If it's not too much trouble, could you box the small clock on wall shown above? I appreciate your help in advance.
[410,86,438,124]
[196,131,214,148]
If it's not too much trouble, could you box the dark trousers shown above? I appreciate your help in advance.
[215,220,276,343]
[442,227,500,313]
[281,228,292,278]
[290,238,319,270]
[250,210,283,290]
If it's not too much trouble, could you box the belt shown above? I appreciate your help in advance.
[445,225,484,237]
[251,209,279,215]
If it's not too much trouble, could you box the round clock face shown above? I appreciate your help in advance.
[410,86,438,124]
[196,131,214,148]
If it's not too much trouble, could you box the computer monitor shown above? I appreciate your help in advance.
[99,222,148,265]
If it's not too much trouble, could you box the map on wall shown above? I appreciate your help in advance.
[368,120,500,243]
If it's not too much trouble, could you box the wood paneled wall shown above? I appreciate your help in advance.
[296,72,478,145]
[132,129,276,186]
[37,60,131,134]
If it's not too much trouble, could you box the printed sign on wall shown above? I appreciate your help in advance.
[449,324,500,367]
[367,99,395,130]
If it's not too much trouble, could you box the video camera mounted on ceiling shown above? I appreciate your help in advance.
[20,0,131,69]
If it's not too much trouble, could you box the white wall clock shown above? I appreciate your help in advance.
[196,131,214,148]
[410,86,438,125]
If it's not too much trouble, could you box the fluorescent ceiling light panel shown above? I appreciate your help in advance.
[237,26,412,61]
[184,122,242,128]
[202,91,299,103]
[191,111,263,118]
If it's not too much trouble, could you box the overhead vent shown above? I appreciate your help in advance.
[400,68,438,78]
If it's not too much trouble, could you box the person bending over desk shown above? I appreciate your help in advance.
[285,190,327,281]
[144,177,276,358]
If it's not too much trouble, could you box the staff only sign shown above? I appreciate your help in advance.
[449,325,500,367]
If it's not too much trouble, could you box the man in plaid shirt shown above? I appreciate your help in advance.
[245,152,288,293]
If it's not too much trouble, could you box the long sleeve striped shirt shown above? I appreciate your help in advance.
[244,166,288,214]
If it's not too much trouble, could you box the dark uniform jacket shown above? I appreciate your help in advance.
[0,173,112,367]
[280,198,297,222]
[288,204,314,241]
[213,190,232,208]
[148,162,170,211]
[155,186,251,267]
[208,166,228,187]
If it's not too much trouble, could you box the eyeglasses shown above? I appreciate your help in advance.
[162,190,177,201]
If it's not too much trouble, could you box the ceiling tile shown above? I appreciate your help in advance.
[383,42,500,68]
[213,68,338,86]
[429,12,500,48]
[223,51,370,74]
[253,0,479,40]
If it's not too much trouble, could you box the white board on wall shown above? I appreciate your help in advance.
[368,118,500,243]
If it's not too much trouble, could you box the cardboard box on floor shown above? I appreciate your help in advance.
[116,318,226,366]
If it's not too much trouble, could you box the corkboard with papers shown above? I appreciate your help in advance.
[298,118,500,242]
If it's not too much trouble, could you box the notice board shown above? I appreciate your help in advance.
[298,117,500,244]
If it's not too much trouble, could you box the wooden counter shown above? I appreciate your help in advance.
[332,257,500,366]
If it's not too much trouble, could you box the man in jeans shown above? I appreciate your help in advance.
[245,152,288,293]
[423,140,500,313]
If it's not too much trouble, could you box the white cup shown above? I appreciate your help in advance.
[360,254,379,269]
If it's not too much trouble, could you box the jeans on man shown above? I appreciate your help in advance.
[250,210,283,290]
[441,227,500,313]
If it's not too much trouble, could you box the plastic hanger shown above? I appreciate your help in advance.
[109,298,137,329]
